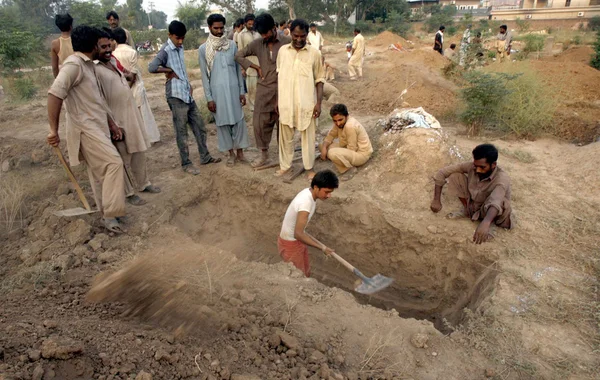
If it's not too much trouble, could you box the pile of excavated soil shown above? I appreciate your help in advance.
[369,31,409,48]
[543,46,595,64]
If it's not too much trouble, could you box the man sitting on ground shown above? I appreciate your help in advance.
[320,104,373,181]
[278,170,339,277]
[430,143,513,244]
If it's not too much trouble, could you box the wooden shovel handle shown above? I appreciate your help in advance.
[329,252,356,273]
[53,146,92,211]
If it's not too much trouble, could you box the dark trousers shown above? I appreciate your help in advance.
[167,97,212,166]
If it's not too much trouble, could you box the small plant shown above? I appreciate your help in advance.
[547,26,554,34]
[589,15,600,32]
[521,34,545,58]
[591,31,600,70]
[572,34,582,45]
[515,17,531,33]
[7,76,37,101]
[0,172,25,236]
[487,50,497,59]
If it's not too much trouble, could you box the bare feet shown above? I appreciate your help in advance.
[275,168,291,177]
[306,170,316,180]
[226,155,235,167]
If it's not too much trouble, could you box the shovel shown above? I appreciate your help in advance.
[329,252,394,295]
[52,146,98,217]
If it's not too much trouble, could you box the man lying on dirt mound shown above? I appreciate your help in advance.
[430,143,513,244]
[278,170,339,276]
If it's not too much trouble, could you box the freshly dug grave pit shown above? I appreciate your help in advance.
[173,175,499,332]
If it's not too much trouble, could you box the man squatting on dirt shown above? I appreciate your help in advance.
[430,143,513,244]
[278,170,339,277]
[319,104,373,181]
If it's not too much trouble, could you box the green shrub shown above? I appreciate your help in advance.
[0,30,42,72]
[572,34,582,45]
[460,71,514,134]
[459,68,556,138]
[515,17,531,33]
[495,69,556,137]
[521,34,545,58]
[386,11,412,37]
[487,50,497,59]
[591,31,600,70]
[8,76,37,101]
[589,16,600,32]
[425,5,457,33]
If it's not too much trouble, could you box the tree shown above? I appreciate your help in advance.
[70,0,106,28]
[149,10,167,29]
[175,0,208,30]
[100,0,117,11]
[425,4,456,33]
[209,0,254,18]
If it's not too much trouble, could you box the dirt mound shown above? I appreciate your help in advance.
[370,31,408,47]
[543,46,595,64]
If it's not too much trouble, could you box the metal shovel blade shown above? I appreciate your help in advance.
[355,274,394,295]
[53,208,98,217]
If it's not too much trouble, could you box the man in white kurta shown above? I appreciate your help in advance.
[348,28,365,80]
[95,32,161,205]
[199,14,249,166]
[111,28,160,144]
[236,15,261,111]
[47,25,126,233]
[276,19,325,180]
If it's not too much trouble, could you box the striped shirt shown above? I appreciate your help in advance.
[148,39,192,104]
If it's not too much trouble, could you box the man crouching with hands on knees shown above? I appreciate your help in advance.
[430,143,513,244]
[278,170,339,276]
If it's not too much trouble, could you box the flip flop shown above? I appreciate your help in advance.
[183,165,200,175]
[339,167,357,181]
[103,218,125,234]
[201,157,222,165]
[142,184,161,194]
[127,195,147,206]
[251,158,270,168]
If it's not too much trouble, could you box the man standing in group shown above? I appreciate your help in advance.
[50,13,74,78]
[199,14,249,167]
[278,170,338,277]
[459,24,471,66]
[348,28,365,80]
[235,13,291,168]
[496,25,512,62]
[47,26,126,233]
[320,104,372,181]
[307,23,323,51]
[106,11,134,47]
[95,29,161,207]
[229,18,244,41]
[111,28,161,144]
[276,18,325,180]
[430,143,513,244]
[149,20,221,175]
[236,14,261,111]
[278,20,289,37]
[434,25,445,55]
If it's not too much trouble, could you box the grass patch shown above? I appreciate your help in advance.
[1,69,53,103]
[500,148,535,163]
[0,171,25,237]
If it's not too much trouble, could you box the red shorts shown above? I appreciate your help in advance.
[277,237,310,277]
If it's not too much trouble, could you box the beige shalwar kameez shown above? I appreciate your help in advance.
[348,33,365,79]
[95,60,151,197]
[48,52,125,218]
[324,116,373,174]
[112,43,161,143]
[276,44,325,171]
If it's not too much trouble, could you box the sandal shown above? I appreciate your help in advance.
[142,184,161,194]
[236,156,249,164]
[201,157,222,165]
[339,167,357,181]
[251,157,270,168]
[127,195,147,206]
[103,218,125,234]
[183,165,200,175]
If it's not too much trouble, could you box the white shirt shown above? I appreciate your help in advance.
[280,188,316,240]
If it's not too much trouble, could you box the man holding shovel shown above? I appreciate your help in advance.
[47,25,126,233]
[278,170,338,276]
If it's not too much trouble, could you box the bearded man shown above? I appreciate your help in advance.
[198,14,249,166]
[430,143,513,244]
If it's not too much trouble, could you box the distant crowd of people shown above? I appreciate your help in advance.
[434,24,513,64]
